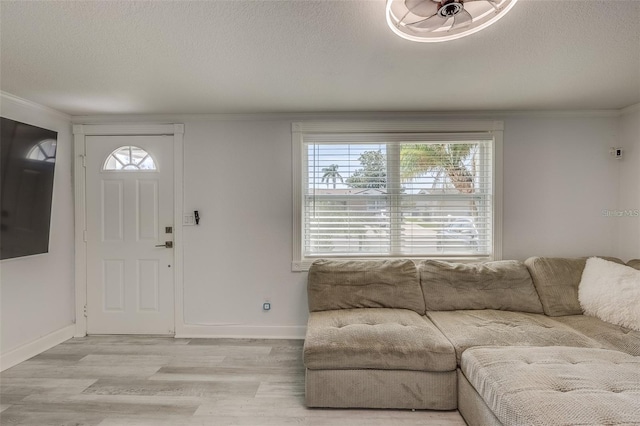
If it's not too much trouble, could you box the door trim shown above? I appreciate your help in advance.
[73,124,184,337]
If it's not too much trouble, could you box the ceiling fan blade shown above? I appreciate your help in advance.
[452,9,473,29]
[463,0,501,9]
[407,13,450,31]
[404,0,439,17]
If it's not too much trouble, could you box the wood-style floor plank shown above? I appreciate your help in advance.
[0,336,466,426]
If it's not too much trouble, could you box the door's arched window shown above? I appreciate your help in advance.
[27,139,57,162]
[103,146,157,171]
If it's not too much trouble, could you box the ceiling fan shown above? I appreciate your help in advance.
[386,0,519,42]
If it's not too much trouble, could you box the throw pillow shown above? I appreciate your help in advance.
[579,257,640,331]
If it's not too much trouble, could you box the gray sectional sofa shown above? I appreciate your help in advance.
[303,257,640,425]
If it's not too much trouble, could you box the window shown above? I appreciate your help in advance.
[27,139,57,162]
[292,121,503,271]
[103,146,156,171]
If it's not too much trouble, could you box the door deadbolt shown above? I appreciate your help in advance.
[155,241,173,248]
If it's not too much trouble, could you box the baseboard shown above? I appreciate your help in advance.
[175,324,306,339]
[0,324,76,372]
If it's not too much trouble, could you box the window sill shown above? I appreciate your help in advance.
[292,255,495,272]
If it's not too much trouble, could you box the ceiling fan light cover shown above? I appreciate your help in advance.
[386,0,518,43]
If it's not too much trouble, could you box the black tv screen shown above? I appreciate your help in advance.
[1,117,58,260]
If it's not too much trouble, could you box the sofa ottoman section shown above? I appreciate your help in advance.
[304,308,457,409]
[459,346,640,426]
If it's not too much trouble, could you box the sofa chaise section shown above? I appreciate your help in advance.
[452,255,640,426]
[459,346,640,426]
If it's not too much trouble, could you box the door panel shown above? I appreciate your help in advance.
[86,135,174,334]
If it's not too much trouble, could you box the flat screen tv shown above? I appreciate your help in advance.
[1,117,58,260]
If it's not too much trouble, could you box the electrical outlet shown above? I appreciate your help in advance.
[610,147,623,159]
[183,214,195,226]
[263,302,271,311]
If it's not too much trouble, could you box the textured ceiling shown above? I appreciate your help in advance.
[1,0,639,115]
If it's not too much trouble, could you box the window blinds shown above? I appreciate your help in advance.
[302,133,494,259]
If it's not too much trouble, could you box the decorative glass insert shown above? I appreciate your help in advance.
[27,139,57,162]
[103,146,156,171]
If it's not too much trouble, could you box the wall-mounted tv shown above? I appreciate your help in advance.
[1,117,58,260]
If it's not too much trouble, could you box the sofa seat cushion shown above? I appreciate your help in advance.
[304,308,455,372]
[427,310,602,364]
[555,315,640,356]
[461,346,640,426]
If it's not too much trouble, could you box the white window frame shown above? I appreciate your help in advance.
[292,120,503,271]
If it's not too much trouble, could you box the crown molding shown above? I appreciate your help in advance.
[620,103,640,116]
[70,108,626,124]
[1,91,71,121]
[0,91,632,122]
[72,123,183,136]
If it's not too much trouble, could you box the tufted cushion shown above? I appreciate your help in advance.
[461,346,640,426]
[307,259,424,314]
[419,260,543,313]
[628,259,640,270]
[303,308,455,372]
[524,256,624,316]
[556,315,640,356]
[427,310,603,364]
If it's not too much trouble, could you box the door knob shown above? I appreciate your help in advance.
[155,241,173,248]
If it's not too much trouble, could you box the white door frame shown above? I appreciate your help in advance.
[73,124,184,337]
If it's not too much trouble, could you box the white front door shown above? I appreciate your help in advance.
[85,135,174,334]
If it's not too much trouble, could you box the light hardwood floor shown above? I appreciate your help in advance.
[0,336,466,425]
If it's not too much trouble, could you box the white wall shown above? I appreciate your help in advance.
[181,119,308,336]
[617,105,640,260]
[0,99,631,350]
[502,116,620,260]
[175,113,623,336]
[0,94,75,359]
[70,111,626,337]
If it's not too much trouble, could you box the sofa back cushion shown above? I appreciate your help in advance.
[524,256,624,316]
[627,259,640,270]
[419,260,543,313]
[307,259,424,314]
